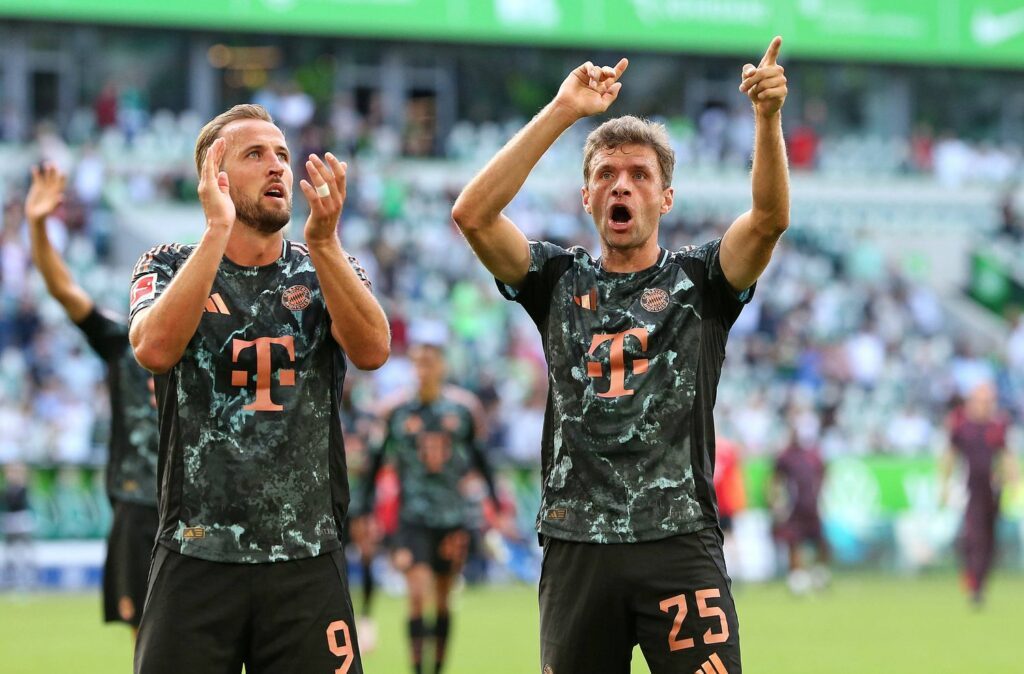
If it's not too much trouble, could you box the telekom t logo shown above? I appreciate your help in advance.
[586,328,649,398]
[231,336,296,412]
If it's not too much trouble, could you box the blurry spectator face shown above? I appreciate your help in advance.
[582,144,673,254]
[221,119,293,233]
[410,344,446,393]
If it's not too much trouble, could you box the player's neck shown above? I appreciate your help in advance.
[224,225,284,267]
[599,239,662,274]
[418,383,442,403]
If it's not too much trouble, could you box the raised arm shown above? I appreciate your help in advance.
[721,36,790,292]
[451,58,628,288]
[130,138,234,373]
[301,153,390,370]
[25,164,93,322]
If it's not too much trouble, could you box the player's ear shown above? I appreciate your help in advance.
[660,186,674,215]
[582,185,592,214]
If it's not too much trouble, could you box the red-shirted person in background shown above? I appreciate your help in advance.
[940,382,1020,607]
[713,436,746,544]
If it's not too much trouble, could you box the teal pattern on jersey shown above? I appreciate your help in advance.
[498,239,751,544]
[378,387,483,528]
[130,241,369,563]
[76,309,160,505]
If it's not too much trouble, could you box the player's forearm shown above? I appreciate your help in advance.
[130,227,229,373]
[27,218,93,322]
[307,237,390,370]
[749,112,790,237]
[451,102,577,232]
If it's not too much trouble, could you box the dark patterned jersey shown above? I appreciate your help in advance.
[372,386,487,529]
[75,308,159,506]
[498,239,752,544]
[129,240,369,564]
[342,401,377,518]
[949,408,1009,498]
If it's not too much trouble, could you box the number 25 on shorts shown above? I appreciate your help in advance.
[326,620,354,674]
[659,588,730,652]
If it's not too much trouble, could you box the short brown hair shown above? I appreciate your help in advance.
[194,104,275,177]
[582,116,675,187]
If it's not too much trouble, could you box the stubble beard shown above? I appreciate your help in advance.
[232,190,291,234]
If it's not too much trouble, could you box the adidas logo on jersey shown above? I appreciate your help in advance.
[695,653,728,674]
[573,288,598,311]
[203,293,231,315]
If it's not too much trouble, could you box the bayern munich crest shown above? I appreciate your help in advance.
[640,287,669,312]
[282,285,312,311]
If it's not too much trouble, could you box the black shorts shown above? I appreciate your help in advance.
[103,501,158,627]
[540,527,741,674]
[134,546,362,674]
[396,522,469,575]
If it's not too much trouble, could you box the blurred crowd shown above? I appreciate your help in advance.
[0,79,1022,545]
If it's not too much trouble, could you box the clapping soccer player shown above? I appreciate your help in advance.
[129,104,389,674]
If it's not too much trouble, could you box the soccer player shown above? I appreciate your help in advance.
[940,382,1019,606]
[25,164,159,633]
[769,426,829,595]
[128,104,390,674]
[451,38,789,673]
[360,338,502,674]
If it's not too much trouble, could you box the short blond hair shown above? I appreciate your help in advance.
[582,115,675,187]
[194,104,275,177]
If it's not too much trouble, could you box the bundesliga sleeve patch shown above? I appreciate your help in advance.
[130,273,157,310]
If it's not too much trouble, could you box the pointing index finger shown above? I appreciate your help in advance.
[760,36,782,67]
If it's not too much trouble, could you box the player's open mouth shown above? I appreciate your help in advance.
[264,185,286,201]
[609,204,632,230]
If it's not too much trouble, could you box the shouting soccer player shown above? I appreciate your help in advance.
[128,104,390,674]
[25,164,159,635]
[451,38,789,673]
[940,382,1020,607]
[360,336,502,674]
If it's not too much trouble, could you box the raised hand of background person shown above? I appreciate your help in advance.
[198,137,235,231]
[553,58,629,121]
[739,36,787,118]
[300,152,347,244]
[25,162,67,225]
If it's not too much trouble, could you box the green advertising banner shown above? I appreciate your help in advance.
[2,0,1024,68]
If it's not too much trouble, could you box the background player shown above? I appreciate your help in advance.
[25,164,159,634]
[128,104,390,673]
[360,335,503,674]
[769,424,829,595]
[940,382,1020,606]
[451,38,789,674]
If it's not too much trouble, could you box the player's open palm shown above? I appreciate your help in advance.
[198,137,235,230]
[25,162,67,224]
[301,152,347,244]
[555,58,629,120]
[739,36,787,117]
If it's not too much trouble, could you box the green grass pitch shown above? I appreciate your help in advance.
[2,573,1021,673]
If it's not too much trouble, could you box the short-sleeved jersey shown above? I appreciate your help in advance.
[129,240,368,564]
[376,386,484,529]
[498,239,751,544]
[949,408,1009,495]
[76,308,159,506]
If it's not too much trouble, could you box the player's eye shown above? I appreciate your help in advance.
[634,171,646,180]
[601,171,613,180]
[248,150,261,159]
[277,152,289,161]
